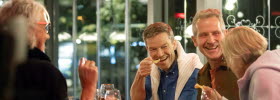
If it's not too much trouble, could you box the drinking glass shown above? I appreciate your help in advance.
[201,90,209,100]
[99,84,115,100]
[201,88,220,100]
[104,89,121,100]
[94,89,99,100]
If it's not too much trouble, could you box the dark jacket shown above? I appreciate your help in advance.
[14,48,68,100]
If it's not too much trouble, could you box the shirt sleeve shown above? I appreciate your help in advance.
[250,68,280,100]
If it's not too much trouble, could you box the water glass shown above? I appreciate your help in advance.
[104,89,121,100]
[99,84,115,100]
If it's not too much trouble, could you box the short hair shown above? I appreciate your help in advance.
[192,9,225,36]
[142,22,174,43]
[0,0,49,48]
[221,26,267,68]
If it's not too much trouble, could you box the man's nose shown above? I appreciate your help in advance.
[207,35,215,44]
[156,48,164,57]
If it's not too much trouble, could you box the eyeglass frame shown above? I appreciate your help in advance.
[37,21,51,32]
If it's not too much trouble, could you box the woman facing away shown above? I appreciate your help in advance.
[201,26,280,100]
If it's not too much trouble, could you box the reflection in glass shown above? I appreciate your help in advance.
[99,0,126,98]
[222,0,270,47]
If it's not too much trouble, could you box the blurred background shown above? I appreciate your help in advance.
[0,0,279,99]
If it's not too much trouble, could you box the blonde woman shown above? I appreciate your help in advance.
[202,26,280,100]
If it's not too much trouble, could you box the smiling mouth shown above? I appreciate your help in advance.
[204,43,219,50]
[158,56,168,62]
[205,46,218,50]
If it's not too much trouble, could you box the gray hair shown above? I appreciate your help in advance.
[192,9,225,36]
[0,0,49,48]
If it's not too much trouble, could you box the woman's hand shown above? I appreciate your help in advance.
[79,57,98,100]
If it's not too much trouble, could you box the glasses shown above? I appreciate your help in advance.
[37,21,51,32]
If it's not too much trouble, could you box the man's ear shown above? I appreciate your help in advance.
[173,40,177,50]
[191,36,198,47]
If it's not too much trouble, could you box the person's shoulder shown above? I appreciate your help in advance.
[253,68,280,80]
[18,59,54,69]
[16,59,62,76]
[185,53,199,57]
[198,63,209,75]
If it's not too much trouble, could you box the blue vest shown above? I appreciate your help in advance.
[145,61,199,100]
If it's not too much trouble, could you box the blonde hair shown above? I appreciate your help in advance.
[0,0,48,48]
[221,26,267,68]
[192,9,225,36]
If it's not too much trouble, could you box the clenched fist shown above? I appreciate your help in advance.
[138,57,154,77]
[78,57,98,89]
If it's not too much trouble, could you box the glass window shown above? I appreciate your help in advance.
[129,0,148,91]
[270,0,280,50]
[99,0,126,97]
[222,0,280,50]
[167,0,197,53]
[55,0,75,97]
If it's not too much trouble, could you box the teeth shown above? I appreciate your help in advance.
[206,46,217,50]
[205,44,219,50]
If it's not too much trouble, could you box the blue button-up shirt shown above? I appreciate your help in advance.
[145,61,199,100]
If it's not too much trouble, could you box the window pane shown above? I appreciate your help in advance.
[99,0,126,98]
[270,0,280,50]
[76,0,97,97]
[168,0,197,53]
[56,0,74,96]
[222,0,270,47]
[129,0,148,92]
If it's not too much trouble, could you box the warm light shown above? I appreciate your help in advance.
[237,12,244,18]
[174,35,182,41]
[76,39,82,44]
[175,13,185,19]
[58,32,71,41]
[77,16,83,21]
[109,31,126,42]
[225,0,237,11]
[277,44,280,49]
[185,25,193,38]
[79,33,97,42]
[0,1,3,6]
[225,3,234,11]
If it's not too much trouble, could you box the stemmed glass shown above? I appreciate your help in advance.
[104,89,121,100]
[99,84,115,100]
[94,89,99,100]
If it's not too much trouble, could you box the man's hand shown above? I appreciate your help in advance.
[130,57,154,100]
[202,86,222,100]
[138,57,154,77]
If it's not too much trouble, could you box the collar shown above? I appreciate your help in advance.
[159,60,178,74]
[28,47,51,62]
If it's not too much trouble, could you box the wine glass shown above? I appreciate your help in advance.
[99,84,115,100]
[94,89,99,100]
[201,90,210,100]
[201,88,221,100]
[104,89,121,100]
